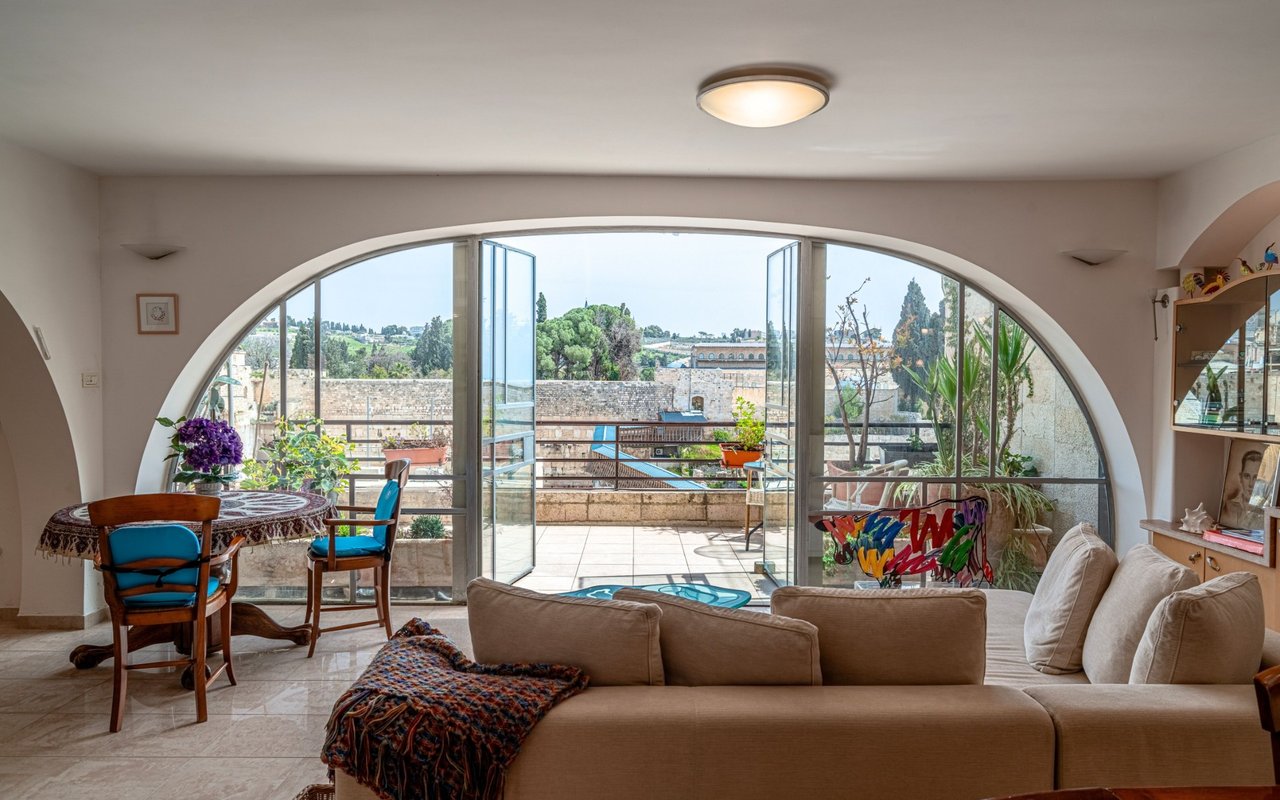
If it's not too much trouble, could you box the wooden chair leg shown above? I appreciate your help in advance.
[379,562,393,639]
[220,602,236,686]
[110,623,128,733]
[193,617,208,724]
[304,565,313,628]
[307,563,324,658]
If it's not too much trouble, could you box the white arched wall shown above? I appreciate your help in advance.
[100,176,1157,557]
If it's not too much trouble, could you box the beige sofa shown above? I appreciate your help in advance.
[334,577,1277,800]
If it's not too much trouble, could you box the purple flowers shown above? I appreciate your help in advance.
[158,415,243,484]
[177,417,243,473]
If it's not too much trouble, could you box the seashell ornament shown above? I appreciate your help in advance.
[1180,502,1214,534]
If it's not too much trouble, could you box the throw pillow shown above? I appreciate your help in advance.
[466,577,664,686]
[614,588,821,685]
[1080,544,1199,683]
[1024,522,1117,674]
[771,586,987,684]
[1130,571,1264,685]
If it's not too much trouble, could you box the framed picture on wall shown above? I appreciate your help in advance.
[136,293,178,335]
[1218,439,1280,534]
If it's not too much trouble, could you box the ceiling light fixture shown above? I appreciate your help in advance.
[697,68,829,128]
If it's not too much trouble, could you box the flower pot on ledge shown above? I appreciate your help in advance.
[719,445,764,469]
[383,446,448,467]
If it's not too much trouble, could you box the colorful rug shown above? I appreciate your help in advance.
[322,619,588,800]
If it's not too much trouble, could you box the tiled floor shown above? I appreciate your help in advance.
[0,604,471,800]
[514,524,780,601]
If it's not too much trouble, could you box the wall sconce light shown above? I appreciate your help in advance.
[1061,248,1127,266]
[121,243,185,261]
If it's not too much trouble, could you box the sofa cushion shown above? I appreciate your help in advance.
[467,578,664,686]
[982,589,1089,688]
[770,586,986,684]
[1130,571,1265,685]
[1023,523,1117,674]
[614,588,821,686]
[1080,544,1199,684]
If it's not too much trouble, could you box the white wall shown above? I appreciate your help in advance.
[99,175,1158,552]
[0,138,102,620]
[0,423,20,609]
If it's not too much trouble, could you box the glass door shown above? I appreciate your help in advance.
[480,241,537,583]
[763,243,799,586]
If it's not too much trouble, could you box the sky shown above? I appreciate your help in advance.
[296,232,949,338]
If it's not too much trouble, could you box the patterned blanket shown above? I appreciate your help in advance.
[322,619,589,800]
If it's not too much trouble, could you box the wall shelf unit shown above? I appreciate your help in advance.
[1173,269,1280,439]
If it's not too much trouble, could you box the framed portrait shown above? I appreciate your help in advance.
[136,293,178,335]
[1218,439,1280,534]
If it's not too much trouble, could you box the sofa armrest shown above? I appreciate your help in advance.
[1024,684,1271,789]
[1262,629,1280,669]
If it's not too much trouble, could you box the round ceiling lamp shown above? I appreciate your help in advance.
[697,68,830,128]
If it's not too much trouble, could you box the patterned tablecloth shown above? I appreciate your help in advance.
[39,490,334,559]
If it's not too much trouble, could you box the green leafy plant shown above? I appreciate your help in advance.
[240,417,358,496]
[993,534,1041,592]
[1204,364,1228,405]
[383,422,450,450]
[406,515,448,540]
[729,396,765,451]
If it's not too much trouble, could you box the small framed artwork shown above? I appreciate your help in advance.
[136,293,178,335]
[1219,439,1280,534]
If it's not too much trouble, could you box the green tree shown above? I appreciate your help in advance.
[289,321,313,369]
[642,324,668,339]
[412,316,453,375]
[535,303,639,380]
[891,279,942,411]
[536,292,548,324]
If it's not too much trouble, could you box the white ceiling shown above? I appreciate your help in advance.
[2,0,1279,179]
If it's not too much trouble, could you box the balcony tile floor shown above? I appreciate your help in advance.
[513,525,781,601]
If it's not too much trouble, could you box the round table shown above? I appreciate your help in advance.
[560,583,753,609]
[40,490,333,672]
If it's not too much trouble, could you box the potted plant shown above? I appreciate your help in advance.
[1201,364,1228,424]
[240,417,358,500]
[158,415,244,495]
[382,423,450,467]
[719,397,765,468]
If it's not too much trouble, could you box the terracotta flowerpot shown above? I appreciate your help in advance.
[719,446,764,468]
[383,446,448,467]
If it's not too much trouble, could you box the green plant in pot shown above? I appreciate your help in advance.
[240,417,358,500]
[382,422,450,467]
[406,515,449,540]
[720,396,765,468]
[1201,365,1228,424]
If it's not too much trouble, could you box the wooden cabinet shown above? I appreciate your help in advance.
[1146,521,1277,630]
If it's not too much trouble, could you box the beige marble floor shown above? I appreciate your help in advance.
[514,524,781,600]
[0,604,471,800]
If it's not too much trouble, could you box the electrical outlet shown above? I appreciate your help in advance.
[81,372,100,388]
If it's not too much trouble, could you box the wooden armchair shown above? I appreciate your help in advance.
[304,458,410,656]
[89,493,245,732]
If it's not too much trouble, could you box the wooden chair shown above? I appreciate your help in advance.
[305,458,410,657]
[1254,663,1280,783]
[88,493,245,732]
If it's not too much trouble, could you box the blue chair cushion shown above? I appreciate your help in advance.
[108,523,218,609]
[310,534,386,558]
[371,480,400,545]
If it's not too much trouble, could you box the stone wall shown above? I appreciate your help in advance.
[537,489,788,526]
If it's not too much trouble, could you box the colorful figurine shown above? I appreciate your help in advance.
[1203,273,1230,295]
[1266,243,1277,268]
[1182,272,1204,294]
[1239,258,1255,275]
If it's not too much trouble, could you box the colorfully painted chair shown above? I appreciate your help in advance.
[304,458,410,657]
[88,493,245,732]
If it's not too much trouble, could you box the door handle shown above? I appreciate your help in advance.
[1207,555,1221,572]
[1188,552,1202,564]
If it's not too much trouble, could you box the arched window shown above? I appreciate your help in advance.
[691,396,704,412]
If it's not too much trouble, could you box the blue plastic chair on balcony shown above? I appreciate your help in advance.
[304,458,411,656]
[89,493,246,732]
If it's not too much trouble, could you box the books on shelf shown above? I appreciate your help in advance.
[1203,527,1265,555]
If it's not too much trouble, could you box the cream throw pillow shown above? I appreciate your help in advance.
[466,578,665,685]
[1130,571,1264,685]
[1080,544,1199,683]
[1024,523,1117,674]
[771,586,987,684]
[614,588,821,685]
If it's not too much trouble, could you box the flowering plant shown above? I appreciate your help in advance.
[157,415,244,486]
